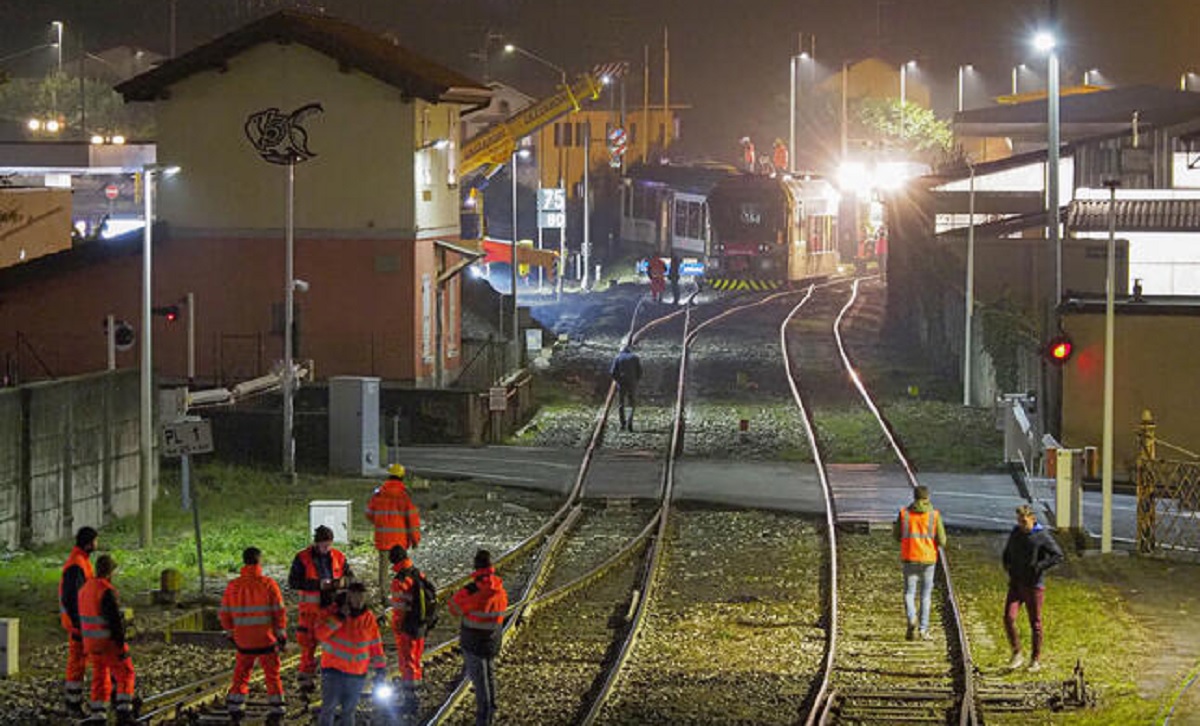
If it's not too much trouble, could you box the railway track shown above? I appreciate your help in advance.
[782,278,981,726]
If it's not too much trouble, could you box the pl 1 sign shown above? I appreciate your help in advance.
[161,419,214,457]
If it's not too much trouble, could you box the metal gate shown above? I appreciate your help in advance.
[1135,410,1200,560]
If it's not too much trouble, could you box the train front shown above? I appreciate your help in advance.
[705,175,791,290]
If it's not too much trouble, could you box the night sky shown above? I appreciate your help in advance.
[2,0,1197,162]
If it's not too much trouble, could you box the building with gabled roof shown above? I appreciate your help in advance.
[1,10,492,392]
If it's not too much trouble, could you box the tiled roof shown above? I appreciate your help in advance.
[1068,199,1200,232]
[116,10,489,106]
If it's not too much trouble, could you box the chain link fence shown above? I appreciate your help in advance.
[1135,412,1200,560]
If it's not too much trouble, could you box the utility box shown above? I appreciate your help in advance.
[309,500,353,544]
[0,618,17,676]
[329,376,381,476]
[1055,449,1085,531]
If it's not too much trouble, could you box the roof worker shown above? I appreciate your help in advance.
[78,555,135,725]
[448,549,509,726]
[288,525,354,695]
[219,547,287,725]
[367,463,422,604]
[60,526,99,717]
[315,582,387,726]
[893,485,947,641]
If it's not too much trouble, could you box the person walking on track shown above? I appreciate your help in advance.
[668,253,682,304]
[367,463,422,604]
[894,485,947,641]
[78,555,135,725]
[315,583,387,726]
[60,526,98,717]
[388,544,437,722]
[610,345,643,432]
[288,525,353,695]
[448,549,509,726]
[647,255,667,302]
[219,547,287,725]
[1002,504,1065,672]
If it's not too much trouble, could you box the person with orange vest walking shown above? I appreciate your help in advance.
[894,486,947,640]
[59,526,98,717]
[387,544,436,721]
[288,525,354,693]
[315,582,387,726]
[78,555,135,725]
[448,549,509,726]
[366,464,422,603]
[219,547,287,725]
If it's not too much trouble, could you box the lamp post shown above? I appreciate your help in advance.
[957,64,973,113]
[503,43,567,88]
[899,60,916,137]
[1035,30,1061,303]
[52,21,63,73]
[789,51,811,176]
[1012,63,1027,95]
[1101,178,1120,554]
[963,161,976,406]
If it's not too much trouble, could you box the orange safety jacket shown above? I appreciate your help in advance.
[449,567,508,656]
[365,478,422,550]
[59,546,94,634]
[219,564,287,652]
[898,508,941,564]
[78,577,127,656]
[315,609,386,676]
[294,547,347,617]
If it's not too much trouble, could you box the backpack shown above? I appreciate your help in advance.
[397,567,438,636]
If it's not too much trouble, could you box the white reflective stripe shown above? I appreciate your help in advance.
[299,592,321,603]
[232,615,274,626]
[465,620,503,631]
[376,526,420,533]
[220,604,279,613]
[266,694,285,705]
[81,629,111,639]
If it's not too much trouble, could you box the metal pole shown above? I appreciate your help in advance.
[511,150,520,368]
[283,161,295,479]
[139,168,154,547]
[899,63,906,137]
[1101,179,1119,553]
[537,174,544,292]
[582,123,590,289]
[558,174,565,298]
[1049,50,1061,303]
[169,0,177,58]
[841,61,849,161]
[958,65,965,113]
[186,291,195,385]
[189,459,206,597]
[181,451,190,510]
[789,56,797,175]
[55,22,63,73]
[964,163,976,406]
[1012,66,1019,95]
[106,313,116,371]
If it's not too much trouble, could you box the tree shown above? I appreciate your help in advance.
[0,72,154,139]
[855,98,954,163]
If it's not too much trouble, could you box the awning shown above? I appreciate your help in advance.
[481,238,558,275]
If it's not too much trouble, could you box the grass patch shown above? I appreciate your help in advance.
[0,462,383,656]
[881,399,1004,472]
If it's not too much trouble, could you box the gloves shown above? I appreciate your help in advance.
[275,633,288,651]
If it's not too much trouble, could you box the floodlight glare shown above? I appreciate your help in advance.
[1034,32,1056,52]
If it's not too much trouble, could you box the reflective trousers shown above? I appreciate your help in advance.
[298,614,320,680]
[64,634,89,709]
[394,633,425,684]
[88,650,135,716]
[227,651,284,715]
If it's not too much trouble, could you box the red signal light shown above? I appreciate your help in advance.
[153,305,180,322]
[1045,335,1073,364]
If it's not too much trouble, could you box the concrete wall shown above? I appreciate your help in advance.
[0,370,148,550]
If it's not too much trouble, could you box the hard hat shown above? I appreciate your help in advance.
[388,463,406,478]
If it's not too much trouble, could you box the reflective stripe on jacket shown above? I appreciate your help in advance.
[293,547,346,617]
[316,610,386,675]
[59,546,93,633]
[898,508,941,564]
[448,567,508,656]
[78,577,126,656]
[388,558,416,615]
[366,478,422,550]
[219,564,287,650]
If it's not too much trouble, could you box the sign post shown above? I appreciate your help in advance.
[537,187,566,297]
[161,418,214,595]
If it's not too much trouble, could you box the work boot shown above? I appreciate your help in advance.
[905,621,916,641]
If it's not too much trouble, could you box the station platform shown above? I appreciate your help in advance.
[397,445,1138,542]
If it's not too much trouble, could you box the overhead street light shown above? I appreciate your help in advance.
[503,43,568,87]
[899,60,917,137]
[790,52,813,175]
[1034,29,1061,302]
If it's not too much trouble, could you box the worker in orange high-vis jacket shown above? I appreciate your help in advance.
[448,549,509,726]
[59,526,98,717]
[78,555,135,725]
[893,485,948,641]
[288,525,353,694]
[219,547,287,725]
[388,544,436,720]
[315,583,387,726]
[366,463,421,603]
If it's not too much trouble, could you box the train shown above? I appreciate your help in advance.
[705,173,840,290]
[620,164,840,291]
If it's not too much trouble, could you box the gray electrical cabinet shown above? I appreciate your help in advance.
[329,376,381,476]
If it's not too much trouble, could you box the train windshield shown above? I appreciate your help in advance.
[709,183,787,244]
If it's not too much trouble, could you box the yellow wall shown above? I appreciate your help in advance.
[1061,311,1200,479]
[153,42,460,237]
[533,107,678,196]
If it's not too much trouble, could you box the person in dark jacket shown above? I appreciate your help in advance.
[448,550,509,726]
[288,526,355,692]
[1002,504,1065,672]
[610,345,642,432]
[668,254,682,304]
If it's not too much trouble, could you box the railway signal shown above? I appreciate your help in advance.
[153,305,180,322]
[1045,335,1073,365]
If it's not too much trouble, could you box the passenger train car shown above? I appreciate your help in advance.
[705,173,840,290]
[620,162,737,258]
